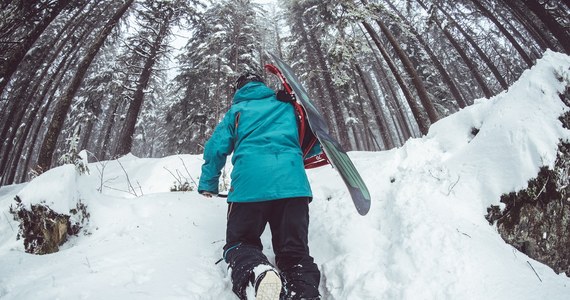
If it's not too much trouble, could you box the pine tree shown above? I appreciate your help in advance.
[166,0,263,154]
[114,0,199,157]
[36,0,135,173]
[0,0,74,95]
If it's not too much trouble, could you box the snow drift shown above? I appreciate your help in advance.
[1,50,570,299]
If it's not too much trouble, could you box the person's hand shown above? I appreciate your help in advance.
[201,191,215,198]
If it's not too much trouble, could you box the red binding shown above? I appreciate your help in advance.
[304,154,329,169]
[293,102,306,148]
[264,63,330,169]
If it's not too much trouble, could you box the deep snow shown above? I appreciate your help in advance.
[1,50,570,299]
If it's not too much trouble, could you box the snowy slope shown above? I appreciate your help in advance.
[1,50,570,299]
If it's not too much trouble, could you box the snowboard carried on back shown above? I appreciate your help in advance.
[264,53,371,216]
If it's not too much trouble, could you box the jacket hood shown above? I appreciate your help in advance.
[232,81,275,104]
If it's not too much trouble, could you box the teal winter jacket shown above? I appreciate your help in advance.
[198,81,312,202]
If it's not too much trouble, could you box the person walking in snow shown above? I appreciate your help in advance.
[198,72,321,300]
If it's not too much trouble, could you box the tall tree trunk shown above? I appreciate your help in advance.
[78,115,96,153]
[0,0,72,95]
[273,14,285,59]
[471,0,533,67]
[354,63,395,149]
[374,63,413,142]
[96,98,122,160]
[384,0,467,109]
[301,14,351,150]
[433,1,509,91]
[17,43,84,183]
[351,68,374,150]
[290,10,337,141]
[519,0,570,53]
[0,1,92,136]
[0,41,80,185]
[359,25,414,140]
[362,0,439,124]
[0,9,94,183]
[494,3,543,59]
[417,0,494,98]
[499,0,557,52]
[2,1,91,117]
[114,9,173,156]
[361,21,430,135]
[36,0,134,172]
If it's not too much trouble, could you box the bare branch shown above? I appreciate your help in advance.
[164,166,183,186]
[179,156,198,187]
[3,212,14,232]
[526,261,543,282]
[447,175,460,196]
[116,159,139,197]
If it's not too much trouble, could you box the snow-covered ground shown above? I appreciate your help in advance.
[1,50,570,299]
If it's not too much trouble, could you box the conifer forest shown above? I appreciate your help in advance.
[0,0,568,186]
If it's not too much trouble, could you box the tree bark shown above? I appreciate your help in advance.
[0,8,94,184]
[0,0,72,95]
[301,13,352,150]
[96,98,122,160]
[359,24,414,140]
[114,8,174,156]
[519,0,570,53]
[289,8,338,142]
[361,21,430,135]
[363,0,439,124]
[1,42,78,185]
[471,0,534,67]
[351,68,374,150]
[433,1,509,91]
[0,1,91,138]
[354,63,395,149]
[384,0,467,109]
[17,43,85,183]
[417,0,494,98]
[499,0,557,52]
[374,63,413,143]
[36,0,134,172]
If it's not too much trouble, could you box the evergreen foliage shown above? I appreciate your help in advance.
[0,0,568,184]
[165,0,264,153]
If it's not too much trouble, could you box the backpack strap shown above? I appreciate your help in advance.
[277,90,329,168]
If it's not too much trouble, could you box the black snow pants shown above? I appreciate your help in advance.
[223,197,320,300]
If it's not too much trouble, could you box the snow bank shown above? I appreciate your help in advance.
[0,51,569,299]
[16,164,83,213]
